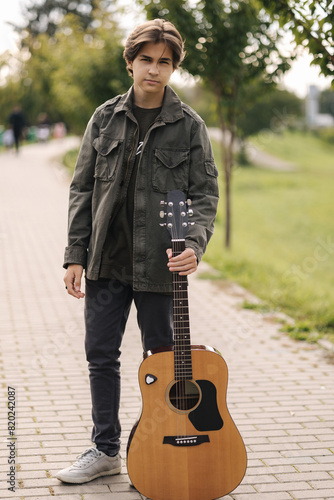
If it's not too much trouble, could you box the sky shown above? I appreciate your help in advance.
[0,1,332,99]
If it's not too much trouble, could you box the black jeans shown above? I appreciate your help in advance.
[84,278,173,456]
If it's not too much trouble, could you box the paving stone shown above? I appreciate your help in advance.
[291,489,334,499]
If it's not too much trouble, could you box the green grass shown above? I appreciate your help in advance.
[205,130,334,343]
[63,148,78,175]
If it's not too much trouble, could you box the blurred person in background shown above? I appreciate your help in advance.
[9,105,25,153]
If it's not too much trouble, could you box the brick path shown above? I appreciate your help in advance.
[0,139,333,499]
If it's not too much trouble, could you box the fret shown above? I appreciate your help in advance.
[172,238,192,381]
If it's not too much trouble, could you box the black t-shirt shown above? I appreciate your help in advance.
[99,105,161,284]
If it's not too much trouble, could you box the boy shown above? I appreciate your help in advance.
[57,18,218,484]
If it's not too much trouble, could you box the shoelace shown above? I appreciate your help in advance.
[72,447,100,469]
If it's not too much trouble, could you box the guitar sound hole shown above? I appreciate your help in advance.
[169,381,200,411]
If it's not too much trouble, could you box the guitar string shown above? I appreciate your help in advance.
[171,213,181,438]
[175,242,186,438]
[171,201,188,439]
[170,204,180,437]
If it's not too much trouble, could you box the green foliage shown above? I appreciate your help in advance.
[173,83,219,127]
[237,88,304,138]
[175,83,303,140]
[259,0,334,79]
[42,15,130,133]
[13,0,105,38]
[140,0,294,247]
[282,321,320,342]
[314,127,334,145]
[141,0,292,107]
[319,88,334,116]
[63,148,79,176]
[0,6,131,133]
[242,301,271,313]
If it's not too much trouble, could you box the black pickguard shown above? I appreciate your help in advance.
[188,379,224,431]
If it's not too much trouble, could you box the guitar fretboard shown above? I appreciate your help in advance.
[172,239,192,381]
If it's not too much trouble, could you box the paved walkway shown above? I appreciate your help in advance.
[0,139,333,500]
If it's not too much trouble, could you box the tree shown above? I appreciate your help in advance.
[319,88,334,116]
[0,3,131,133]
[237,88,303,138]
[259,0,334,79]
[140,0,292,247]
[39,14,130,132]
[12,0,104,38]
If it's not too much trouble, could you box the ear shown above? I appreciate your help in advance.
[127,60,133,70]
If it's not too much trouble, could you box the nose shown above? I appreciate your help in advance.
[148,63,159,75]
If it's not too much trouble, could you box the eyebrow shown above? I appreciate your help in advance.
[140,54,172,62]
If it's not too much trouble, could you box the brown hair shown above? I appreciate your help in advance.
[123,19,185,76]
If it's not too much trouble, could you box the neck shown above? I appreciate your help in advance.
[133,86,165,108]
[172,239,192,380]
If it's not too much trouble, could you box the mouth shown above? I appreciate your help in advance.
[145,79,159,84]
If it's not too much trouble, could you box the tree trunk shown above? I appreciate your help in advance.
[216,97,234,249]
[222,137,231,248]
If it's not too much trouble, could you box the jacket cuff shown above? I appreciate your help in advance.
[63,246,87,269]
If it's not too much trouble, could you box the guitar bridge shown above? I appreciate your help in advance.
[163,435,210,447]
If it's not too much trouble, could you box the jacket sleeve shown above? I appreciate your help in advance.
[63,113,99,269]
[185,119,219,262]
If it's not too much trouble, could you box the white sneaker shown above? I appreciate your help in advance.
[56,447,122,484]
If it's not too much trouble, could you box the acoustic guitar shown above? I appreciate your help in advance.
[127,190,247,500]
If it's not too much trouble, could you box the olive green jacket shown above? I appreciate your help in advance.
[64,85,219,292]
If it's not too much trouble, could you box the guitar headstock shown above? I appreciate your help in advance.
[160,190,193,240]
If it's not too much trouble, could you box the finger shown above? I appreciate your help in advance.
[73,272,81,293]
[64,272,85,299]
[71,275,85,298]
[169,248,195,262]
[168,251,196,267]
[168,257,197,274]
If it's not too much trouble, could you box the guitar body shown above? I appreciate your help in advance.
[127,345,247,500]
[127,192,247,499]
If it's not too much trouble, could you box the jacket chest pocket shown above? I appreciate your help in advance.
[93,136,123,181]
[152,148,190,193]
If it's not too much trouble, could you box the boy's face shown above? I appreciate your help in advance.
[128,41,175,106]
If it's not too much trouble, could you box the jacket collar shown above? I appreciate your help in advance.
[114,85,184,124]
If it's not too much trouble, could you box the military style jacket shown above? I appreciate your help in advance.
[64,85,219,293]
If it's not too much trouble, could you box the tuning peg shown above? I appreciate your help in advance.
[188,208,194,217]
[187,198,192,206]
[160,200,166,206]
[159,223,166,227]
[159,211,165,218]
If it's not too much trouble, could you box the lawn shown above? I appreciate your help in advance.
[205,130,334,342]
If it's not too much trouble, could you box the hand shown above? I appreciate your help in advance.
[166,248,197,276]
[64,264,85,299]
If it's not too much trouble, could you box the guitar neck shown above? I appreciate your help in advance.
[172,239,192,381]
